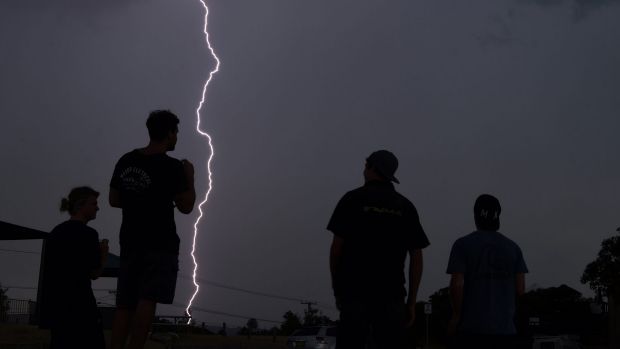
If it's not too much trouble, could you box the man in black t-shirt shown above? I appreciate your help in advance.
[328,150,430,349]
[110,110,196,349]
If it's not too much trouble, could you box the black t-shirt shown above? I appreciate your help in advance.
[327,181,430,300]
[110,149,188,255]
[39,220,101,328]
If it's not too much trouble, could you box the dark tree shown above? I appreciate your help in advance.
[280,310,302,336]
[303,308,334,326]
[428,287,452,345]
[581,228,620,348]
[521,285,593,335]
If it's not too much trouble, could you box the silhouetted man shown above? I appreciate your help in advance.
[328,150,430,349]
[447,194,528,349]
[109,110,195,349]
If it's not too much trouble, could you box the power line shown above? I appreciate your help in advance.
[0,248,40,255]
[3,284,333,323]
[177,273,337,311]
[4,277,337,311]
[2,285,36,290]
[0,248,334,308]
[178,273,305,303]
[3,285,115,293]
[170,302,281,324]
[1,248,326,304]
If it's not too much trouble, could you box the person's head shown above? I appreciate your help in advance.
[364,150,400,184]
[146,110,180,151]
[60,186,100,222]
[474,194,501,231]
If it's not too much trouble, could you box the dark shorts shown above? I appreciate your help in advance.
[336,299,415,349]
[116,252,178,308]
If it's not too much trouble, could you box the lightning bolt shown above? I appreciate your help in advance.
[186,0,220,323]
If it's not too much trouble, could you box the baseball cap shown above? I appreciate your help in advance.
[366,150,399,184]
[474,194,501,230]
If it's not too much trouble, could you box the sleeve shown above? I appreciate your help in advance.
[110,157,123,190]
[326,193,355,239]
[446,239,466,274]
[515,245,528,273]
[407,205,430,249]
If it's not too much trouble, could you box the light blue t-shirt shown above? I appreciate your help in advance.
[446,230,528,335]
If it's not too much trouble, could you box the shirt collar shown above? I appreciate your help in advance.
[364,179,394,189]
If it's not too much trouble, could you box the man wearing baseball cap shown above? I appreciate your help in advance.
[446,194,528,349]
[328,150,430,349]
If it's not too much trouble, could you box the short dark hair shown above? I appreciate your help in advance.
[146,110,179,141]
[60,186,99,215]
[474,194,501,231]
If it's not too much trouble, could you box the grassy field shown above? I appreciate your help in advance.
[2,325,609,349]
[0,324,288,349]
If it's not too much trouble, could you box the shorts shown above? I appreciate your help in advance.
[337,299,414,349]
[116,251,178,308]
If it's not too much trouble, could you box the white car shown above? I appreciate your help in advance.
[286,326,337,349]
[532,335,582,349]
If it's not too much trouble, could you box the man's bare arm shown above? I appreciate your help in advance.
[404,248,423,327]
[330,235,344,292]
[448,273,465,335]
[109,187,122,208]
[175,189,195,214]
[407,248,423,305]
[175,159,196,214]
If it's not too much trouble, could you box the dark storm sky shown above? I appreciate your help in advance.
[1,0,619,327]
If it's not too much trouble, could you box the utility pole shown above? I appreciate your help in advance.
[424,302,432,348]
[301,301,317,313]
[301,301,317,325]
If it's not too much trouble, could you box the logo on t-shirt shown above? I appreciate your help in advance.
[119,167,152,193]
[363,206,403,216]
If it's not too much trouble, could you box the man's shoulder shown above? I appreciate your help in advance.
[117,150,181,165]
[452,231,479,247]
[116,149,140,163]
[393,190,416,206]
[162,153,182,164]
[337,185,366,201]
[346,185,366,195]
[496,232,522,249]
[457,231,521,249]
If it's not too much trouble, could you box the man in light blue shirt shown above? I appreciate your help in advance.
[447,194,528,349]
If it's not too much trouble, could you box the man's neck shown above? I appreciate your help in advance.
[141,142,168,155]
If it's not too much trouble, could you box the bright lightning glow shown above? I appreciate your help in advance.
[186,0,220,323]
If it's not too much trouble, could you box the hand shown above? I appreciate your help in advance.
[404,303,416,328]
